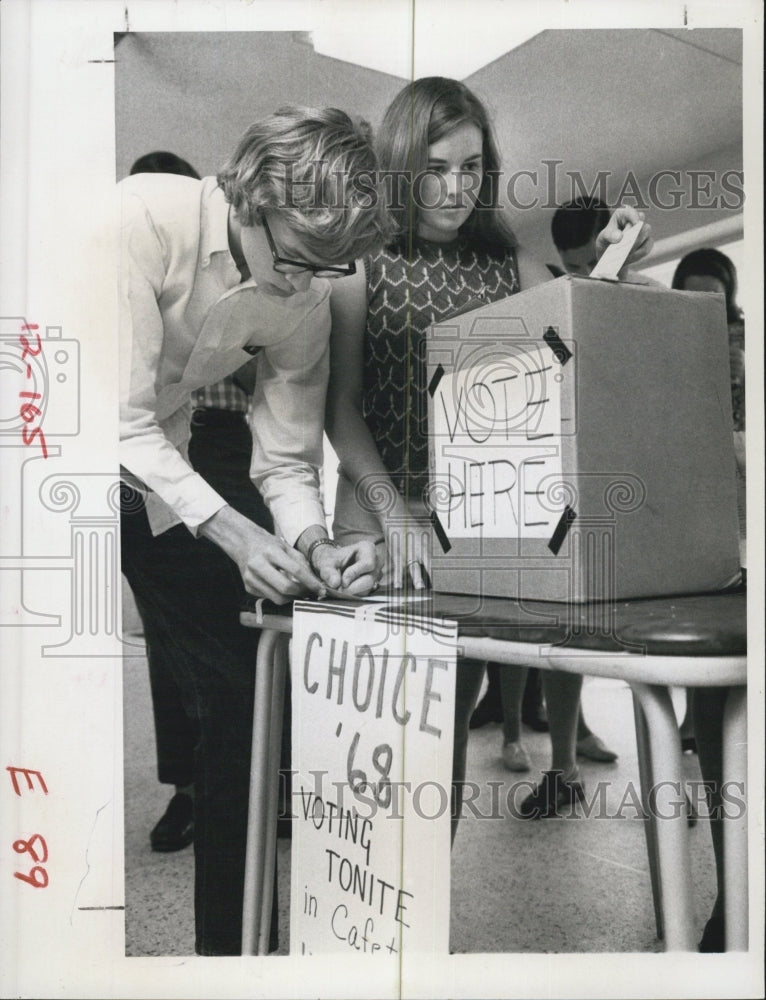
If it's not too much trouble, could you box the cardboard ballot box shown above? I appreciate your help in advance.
[425,275,740,602]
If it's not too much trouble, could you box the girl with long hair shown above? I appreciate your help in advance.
[326,77,651,829]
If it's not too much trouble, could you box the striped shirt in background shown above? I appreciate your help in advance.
[192,375,249,413]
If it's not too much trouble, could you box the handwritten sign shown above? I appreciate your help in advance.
[430,350,564,537]
[290,602,457,958]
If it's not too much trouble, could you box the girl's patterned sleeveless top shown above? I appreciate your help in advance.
[362,237,520,496]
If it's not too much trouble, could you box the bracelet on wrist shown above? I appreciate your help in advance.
[306,536,340,570]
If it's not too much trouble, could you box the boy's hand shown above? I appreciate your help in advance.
[312,539,380,597]
[200,506,325,604]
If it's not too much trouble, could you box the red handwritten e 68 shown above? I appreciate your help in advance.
[7,766,49,889]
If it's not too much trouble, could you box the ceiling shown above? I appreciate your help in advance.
[467,28,741,200]
[464,28,743,253]
[115,32,406,179]
[116,27,743,258]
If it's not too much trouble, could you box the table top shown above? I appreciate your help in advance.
[240,585,746,659]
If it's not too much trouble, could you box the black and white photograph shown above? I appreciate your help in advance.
[0,1,763,998]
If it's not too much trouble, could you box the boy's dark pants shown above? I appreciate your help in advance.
[121,482,277,955]
[145,412,274,788]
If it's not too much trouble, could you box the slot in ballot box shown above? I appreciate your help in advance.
[425,275,740,603]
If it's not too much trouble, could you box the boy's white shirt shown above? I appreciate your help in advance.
[118,173,329,543]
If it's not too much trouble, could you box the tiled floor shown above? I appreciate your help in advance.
[450,675,716,953]
[122,587,718,957]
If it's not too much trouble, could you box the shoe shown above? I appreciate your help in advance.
[576,733,618,763]
[469,694,503,729]
[518,769,586,819]
[699,912,724,952]
[502,740,531,772]
[681,735,698,754]
[521,706,550,732]
[150,792,194,852]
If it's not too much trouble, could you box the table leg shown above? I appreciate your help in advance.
[632,693,664,940]
[722,686,747,951]
[256,633,289,955]
[630,682,696,951]
[242,627,279,955]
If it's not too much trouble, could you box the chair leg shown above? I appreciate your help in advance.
[722,686,747,951]
[632,692,664,940]
[630,682,697,950]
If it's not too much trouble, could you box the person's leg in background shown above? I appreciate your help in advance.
[452,658,487,842]
[521,666,549,732]
[693,686,727,951]
[499,665,531,772]
[470,663,549,735]
[519,671,586,818]
[475,660,617,764]
[576,704,619,763]
[469,663,503,729]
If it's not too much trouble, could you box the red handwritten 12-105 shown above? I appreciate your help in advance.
[19,323,49,459]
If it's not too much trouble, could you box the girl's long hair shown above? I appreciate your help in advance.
[376,77,516,253]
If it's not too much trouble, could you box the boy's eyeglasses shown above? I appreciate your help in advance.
[261,215,356,278]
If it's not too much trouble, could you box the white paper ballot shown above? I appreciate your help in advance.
[589,220,643,280]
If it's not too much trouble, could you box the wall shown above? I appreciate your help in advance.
[512,143,744,268]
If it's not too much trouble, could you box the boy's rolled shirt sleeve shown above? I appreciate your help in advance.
[249,303,330,546]
[118,190,227,533]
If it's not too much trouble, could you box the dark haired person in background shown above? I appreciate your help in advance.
[672,246,745,387]
[671,247,744,498]
[129,150,200,177]
[550,196,612,276]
